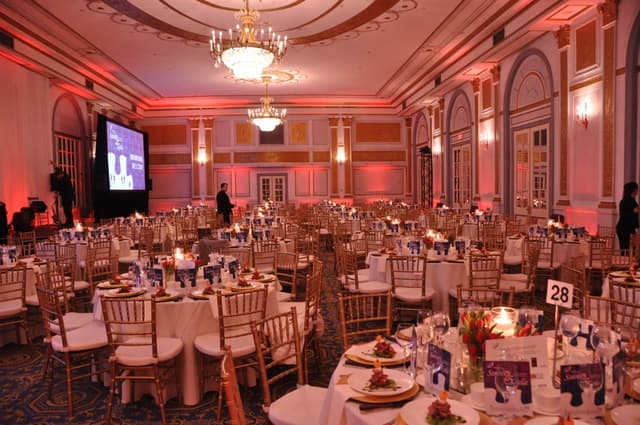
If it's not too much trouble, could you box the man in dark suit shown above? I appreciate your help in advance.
[216,182,235,226]
[54,168,75,227]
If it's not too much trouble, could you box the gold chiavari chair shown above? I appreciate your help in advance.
[388,255,433,321]
[558,264,588,317]
[220,345,247,425]
[456,285,516,310]
[339,248,390,293]
[101,295,183,425]
[501,245,540,306]
[251,307,326,425]
[55,244,92,312]
[275,251,299,301]
[36,281,108,418]
[585,295,640,341]
[0,265,29,343]
[194,287,267,423]
[338,291,392,350]
[251,239,279,273]
[18,230,37,257]
[468,251,503,289]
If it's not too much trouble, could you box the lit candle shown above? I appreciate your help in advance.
[75,222,83,232]
[491,307,516,337]
[174,248,184,261]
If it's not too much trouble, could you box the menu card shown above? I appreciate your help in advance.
[147,268,163,287]
[425,344,451,394]
[407,240,421,255]
[483,360,532,416]
[203,265,221,285]
[175,268,196,288]
[559,363,604,416]
[485,335,550,389]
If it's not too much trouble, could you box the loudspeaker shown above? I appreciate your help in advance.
[11,210,33,232]
[30,200,47,213]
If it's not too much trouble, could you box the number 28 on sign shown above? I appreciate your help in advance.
[545,279,574,309]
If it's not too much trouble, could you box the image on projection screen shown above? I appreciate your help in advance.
[106,121,146,191]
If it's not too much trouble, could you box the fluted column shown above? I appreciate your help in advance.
[491,66,501,204]
[405,117,413,197]
[555,25,571,206]
[472,78,480,202]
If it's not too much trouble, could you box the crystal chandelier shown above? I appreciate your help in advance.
[248,76,286,132]
[209,0,287,80]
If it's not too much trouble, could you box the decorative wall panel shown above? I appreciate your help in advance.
[215,121,231,147]
[313,169,329,196]
[352,151,405,162]
[481,79,492,110]
[149,153,191,165]
[215,170,232,193]
[235,151,309,163]
[355,122,401,143]
[576,20,597,72]
[149,169,190,198]
[294,169,311,196]
[142,124,187,146]
[235,123,253,145]
[353,167,404,195]
[289,122,308,145]
[233,170,250,197]
[312,151,330,162]
[213,153,231,163]
[312,119,329,145]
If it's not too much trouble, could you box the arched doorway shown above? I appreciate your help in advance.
[503,49,554,221]
[446,90,473,210]
[624,10,640,181]
[413,111,432,206]
[52,94,87,220]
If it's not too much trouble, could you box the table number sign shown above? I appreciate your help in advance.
[559,363,604,416]
[483,360,533,416]
[425,344,451,394]
[546,279,574,309]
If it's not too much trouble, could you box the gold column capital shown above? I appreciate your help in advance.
[342,117,353,127]
[554,24,571,49]
[328,117,340,127]
[490,65,500,83]
[188,118,199,128]
[202,118,214,128]
[405,117,412,127]
[598,0,618,27]
[438,98,444,110]
[472,78,480,93]
[427,106,433,116]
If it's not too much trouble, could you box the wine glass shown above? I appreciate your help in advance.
[494,368,518,423]
[431,312,450,345]
[416,310,433,346]
[591,325,619,363]
[560,313,580,361]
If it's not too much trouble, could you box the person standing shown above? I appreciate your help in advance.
[616,181,639,251]
[216,182,235,226]
[54,168,75,228]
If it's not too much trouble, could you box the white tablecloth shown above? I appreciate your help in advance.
[366,253,466,313]
[92,281,280,405]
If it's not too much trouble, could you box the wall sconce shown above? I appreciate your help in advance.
[480,131,490,151]
[576,100,589,129]
[336,146,346,164]
[197,146,207,165]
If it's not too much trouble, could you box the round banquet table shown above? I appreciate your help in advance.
[366,252,466,313]
[92,278,280,406]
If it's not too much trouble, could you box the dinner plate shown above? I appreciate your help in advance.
[524,417,589,425]
[190,289,218,299]
[461,394,486,412]
[610,271,640,279]
[154,290,181,302]
[347,368,414,397]
[225,281,259,292]
[104,288,146,298]
[610,404,640,425]
[348,340,407,364]
[400,396,480,425]
[97,281,127,289]
[532,403,561,417]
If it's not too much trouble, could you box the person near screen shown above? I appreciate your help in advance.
[216,183,235,226]
[616,181,639,252]
[54,168,75,227]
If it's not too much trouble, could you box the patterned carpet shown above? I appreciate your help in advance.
[0,250,343,425]
[0,248,561,424]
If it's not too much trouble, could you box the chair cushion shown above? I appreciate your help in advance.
[347,280,391,294]
[0,299,25,318]
[25,294,39,307]
[503,254,522,266]
[50,312,95,334]
[115,336,184,366]
[118,254,139,264]
[394,286,435,303]
[194,332,255,358]
[51,320,108,352]
[501,273,527,283]
[277,291,294,302]
[73,280,90,290]
[278,301,306,332]
[268,385,327,425]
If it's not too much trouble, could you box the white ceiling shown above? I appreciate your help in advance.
[0,0,598,116]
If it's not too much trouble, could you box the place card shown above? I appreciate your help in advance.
[425,344,451,394]
[203,265,221,285]
[147,268,163,287]
[485,335,550,389]
[175,268,196,288]
[407,240,421,255]
[483,360,532,417]
[559,363,604,417]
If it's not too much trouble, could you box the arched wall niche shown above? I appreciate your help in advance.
[624,10,640,182]
[503,48,555,216]
[445,89,473,206]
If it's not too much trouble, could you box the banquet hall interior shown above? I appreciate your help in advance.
[2,0,640,424]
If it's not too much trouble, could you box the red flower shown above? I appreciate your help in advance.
[462,333,470,344]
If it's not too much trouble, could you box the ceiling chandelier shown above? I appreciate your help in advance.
[248,76,286,132]
[209,0,288,80]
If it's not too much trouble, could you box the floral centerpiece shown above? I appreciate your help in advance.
[458,310,503,381]
[423,235,435,250]
[161,258,175,282]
